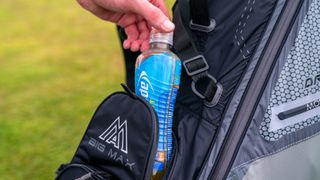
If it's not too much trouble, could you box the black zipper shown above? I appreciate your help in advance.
[209,0,305,179]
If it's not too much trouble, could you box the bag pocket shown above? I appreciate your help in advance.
[56,85,158,180]
[167,104,217,180]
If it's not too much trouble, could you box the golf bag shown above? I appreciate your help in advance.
[56,0,320,179]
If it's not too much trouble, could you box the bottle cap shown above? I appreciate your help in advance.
[149,28,173,46]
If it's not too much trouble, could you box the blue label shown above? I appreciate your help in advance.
[135,52,181,172]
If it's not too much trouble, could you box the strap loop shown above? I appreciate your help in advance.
[191,75,223,107]
[183,55,209,76]
[189,18,216,33]
[183,55,223,107]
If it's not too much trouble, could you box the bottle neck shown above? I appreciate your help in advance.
[150,42,171,50]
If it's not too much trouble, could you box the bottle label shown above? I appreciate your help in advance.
[135,52,181,172]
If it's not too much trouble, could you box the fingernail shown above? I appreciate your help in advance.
[162,20,175,31]
[123,41,130,49]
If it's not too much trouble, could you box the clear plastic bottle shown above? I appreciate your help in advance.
[135,30,181,179]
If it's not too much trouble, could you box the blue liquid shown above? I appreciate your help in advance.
[135,52,181,173]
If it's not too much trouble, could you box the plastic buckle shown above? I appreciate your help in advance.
[189,18,216,33]
[205,81,223,107]
[191,75,223,107]
[183,55,209,76]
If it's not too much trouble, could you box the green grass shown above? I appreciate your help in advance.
[0,1,124,179]
[0,0,175,179]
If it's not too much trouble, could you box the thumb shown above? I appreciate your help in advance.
[132,0,175,32]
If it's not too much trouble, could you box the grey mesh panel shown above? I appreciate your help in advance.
[260,0,320,141]
[228,133,320,180]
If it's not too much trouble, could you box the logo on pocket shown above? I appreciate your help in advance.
[99,116,128,154]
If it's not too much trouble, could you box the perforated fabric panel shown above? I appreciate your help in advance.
[260,0,320,141]
[227,0,320,179]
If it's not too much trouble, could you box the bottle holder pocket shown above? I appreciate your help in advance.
[56,86,159,180]
[167,104,217,180]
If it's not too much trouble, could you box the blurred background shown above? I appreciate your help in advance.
[0,0,174,179]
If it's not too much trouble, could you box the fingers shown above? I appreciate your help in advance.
[123,20,150,52]
[132,0,175,32]
[140,41,150,52]
[77,0,164,51]
[90,0,174,32]
[137,20,150,42]
[137,20,150,51]
[123,23,139,50]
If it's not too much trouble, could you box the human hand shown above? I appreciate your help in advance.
[77,0,175,52]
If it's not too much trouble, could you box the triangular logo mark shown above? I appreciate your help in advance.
[99,116,128,154]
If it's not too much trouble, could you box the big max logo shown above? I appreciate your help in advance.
[99,116,128,154]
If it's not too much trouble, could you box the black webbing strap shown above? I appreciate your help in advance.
[173,4,222,107]
[189,0,215,32]
[189,0,210,26]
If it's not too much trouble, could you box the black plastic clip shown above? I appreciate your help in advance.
[189,18,216,33]
[183,55,209,76]
[183,55,223,107]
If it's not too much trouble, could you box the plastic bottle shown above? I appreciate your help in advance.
[135,30,181,179]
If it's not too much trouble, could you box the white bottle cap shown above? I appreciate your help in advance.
[149,28,173,46]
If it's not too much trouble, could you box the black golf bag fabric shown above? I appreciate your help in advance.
[169,0,280,179]
[57,0,320,179]
[171,0,320,179]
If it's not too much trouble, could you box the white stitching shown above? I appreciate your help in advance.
[243,22,247,27]
[234,0,254,59]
